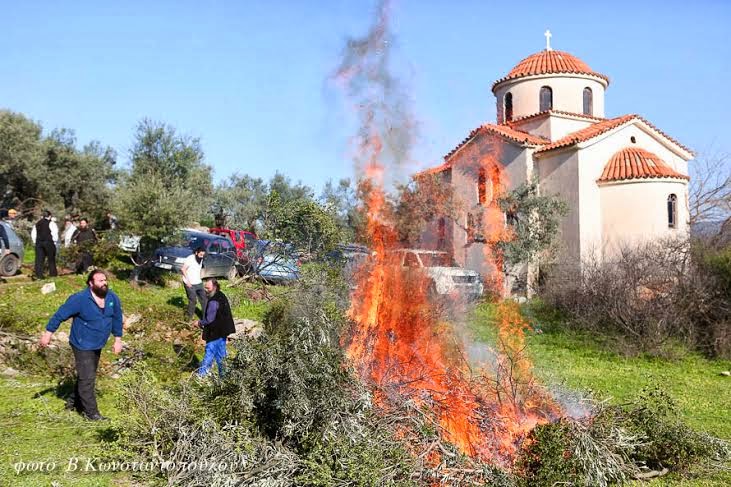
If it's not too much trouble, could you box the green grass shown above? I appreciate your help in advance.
[0,270,272,486]
[470,302,731,486]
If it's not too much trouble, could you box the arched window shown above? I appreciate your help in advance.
[539,86,553,111]
[504,92,513,122]
[583,87,593,116]
[667,194,677,228]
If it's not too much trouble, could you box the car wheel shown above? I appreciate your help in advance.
[226,265,238,280]
[0,254,20,277]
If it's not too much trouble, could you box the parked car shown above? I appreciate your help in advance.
[0,222,24,277]
[153,229,240,280]
[209,227,258,262]
[252,240,300,284]
[325,244,371,286]
[388,249,483,299]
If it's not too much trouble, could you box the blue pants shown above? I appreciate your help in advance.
[199,338,227,377]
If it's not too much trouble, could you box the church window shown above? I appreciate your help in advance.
[539,86,553,111]
[467,213,476,243]
[504,92,513,122]
[583,87,593,116]
[437,217,447,250]
[630,136,637,144]
[478,168,487,204]
[667,194,677,228]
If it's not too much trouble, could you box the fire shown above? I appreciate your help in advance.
[335,0,560,469]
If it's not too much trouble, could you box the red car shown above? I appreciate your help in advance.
[208,227,258,262]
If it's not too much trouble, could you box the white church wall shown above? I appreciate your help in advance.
[494,75,606,121]
[599,179,690,260]
[548,116,595,141]
[575,124,691,262]
[536,150,581,263]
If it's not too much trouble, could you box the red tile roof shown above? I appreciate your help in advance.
[598,147,689,183]
[444,124,547,160]
[533,115,634,155]
[533,114,693,156]
[492,50,609,92]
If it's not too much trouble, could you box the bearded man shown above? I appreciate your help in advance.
[197,278,235,377]
[39,269,123,420]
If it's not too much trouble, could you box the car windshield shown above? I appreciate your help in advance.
[417,253,453,267]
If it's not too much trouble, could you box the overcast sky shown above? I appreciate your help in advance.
[2,0,729,190]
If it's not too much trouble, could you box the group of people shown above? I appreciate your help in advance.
[40,262,235,420]
[31,211,103,279]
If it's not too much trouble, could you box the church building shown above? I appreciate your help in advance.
[419,33,693,294]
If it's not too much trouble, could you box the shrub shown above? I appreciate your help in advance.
[542,239,731,357]
[518,388,730,486]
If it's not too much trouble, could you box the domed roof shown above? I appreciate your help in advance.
[598,147,689,183]
[492,50,609,91]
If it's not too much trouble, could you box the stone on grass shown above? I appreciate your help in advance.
[720,371,731,377]
[41,282,56,295]
[232,319,263,340]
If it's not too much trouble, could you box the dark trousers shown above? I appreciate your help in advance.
[69,346,102,416]
[185,283,208,319]
[76,251,93,273]
[34,241,57,278]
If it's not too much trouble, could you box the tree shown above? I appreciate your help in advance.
[495,179,568,267]
[689,149,731,228]
[319,178,361,242]
[0,110,117,219]
[115,119,213,243]
[265,192,342,256]
[211,174,268,232]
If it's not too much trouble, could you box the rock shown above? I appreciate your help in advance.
[41,282,56,295]
[1,367,20,377]
[720,371,731,377]
[111,373,121,379]
[232,319,263,340]
[123,313,142,329]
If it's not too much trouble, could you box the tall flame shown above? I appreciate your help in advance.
[335,0,560,468]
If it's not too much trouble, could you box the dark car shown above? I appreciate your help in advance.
[0,221,24,277]
[153,229,240,280]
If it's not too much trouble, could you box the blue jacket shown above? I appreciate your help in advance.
[46,288,123,351]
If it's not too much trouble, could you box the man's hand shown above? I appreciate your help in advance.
[112,337,123,354]
[196,320,204,329]
[39,331,53,348]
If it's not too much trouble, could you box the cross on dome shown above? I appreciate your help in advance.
[544,29,552,51]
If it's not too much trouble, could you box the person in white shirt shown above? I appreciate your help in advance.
[31,210,59,278]
[181,246,207,319]
[63,216,78,248]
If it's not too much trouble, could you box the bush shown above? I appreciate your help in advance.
[116,266,413,486]
[518,388,730,486]
[542,239,731,357]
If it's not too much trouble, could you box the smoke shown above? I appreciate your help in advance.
[332,0,418,179]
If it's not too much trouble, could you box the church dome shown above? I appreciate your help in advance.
[598,147,689,183]
[492,50,609,92]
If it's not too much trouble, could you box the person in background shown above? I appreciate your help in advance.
[63,216,77,248]
[197,278,235,377]
[72,218,98,273]
[181,246,207,320]
[31,210,59,278]
[106,211,117,231]
[6,208,18,226]
[39,269,123,420]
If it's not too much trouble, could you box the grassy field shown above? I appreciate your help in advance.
[1,257,729,485]
[0,258,275,485]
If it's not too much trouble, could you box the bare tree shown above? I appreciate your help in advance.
[689,149,731,226]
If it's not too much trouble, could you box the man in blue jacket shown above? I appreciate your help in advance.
[39,269,124,420]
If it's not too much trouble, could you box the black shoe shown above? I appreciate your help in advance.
[83,412,109,421]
